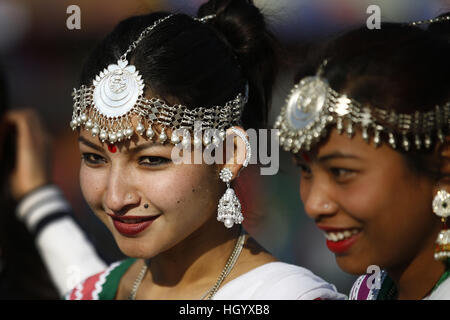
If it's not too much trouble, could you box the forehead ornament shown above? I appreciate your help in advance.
[274,59,449,154]
[70,14,247,146]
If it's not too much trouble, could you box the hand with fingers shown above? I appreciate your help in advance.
[4,109,52,200]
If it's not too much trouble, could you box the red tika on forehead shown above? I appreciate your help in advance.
[302,152,311,163]
[108,144,117,153]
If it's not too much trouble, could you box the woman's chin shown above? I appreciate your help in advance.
[335,255,371,276]
[113,236,157,259]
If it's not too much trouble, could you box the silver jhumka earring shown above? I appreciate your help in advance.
[433,190,450,261]
[217,127,251,228]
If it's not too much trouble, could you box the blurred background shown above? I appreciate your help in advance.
[1,0,449,295]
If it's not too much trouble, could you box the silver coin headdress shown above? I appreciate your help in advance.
[274,59,450,154]
[70,14,248,145]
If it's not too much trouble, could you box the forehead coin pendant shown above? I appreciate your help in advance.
[70,14,248,150]
[274,59,449,154]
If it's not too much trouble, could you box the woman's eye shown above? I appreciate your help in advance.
[298,164,312,178]
[330,167,354,178]
[138,156,170,167]
[299,164,311,173]
[81,153,106,165]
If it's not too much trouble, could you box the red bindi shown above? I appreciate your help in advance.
[302,152,311,163]
[108,144,117,153]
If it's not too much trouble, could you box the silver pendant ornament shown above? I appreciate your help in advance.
[274,60,450,154]
[92,59,144,119]
[433,190,450,261]
[70,14,248,147]
[217,127,251,228]
[217,168,243,229]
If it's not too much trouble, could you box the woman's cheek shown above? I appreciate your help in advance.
[79,166,105,210]
[299,179,310,203]
[155,165,218,219]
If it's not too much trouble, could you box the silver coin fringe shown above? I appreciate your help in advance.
[409,15,450,26]
[70,85,247,145]
[275,85,450,153]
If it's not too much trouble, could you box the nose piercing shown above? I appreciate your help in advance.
[144,203,149,209]
[324,204,329,209]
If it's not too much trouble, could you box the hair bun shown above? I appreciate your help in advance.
[198,0,267,60]
[198,0,279,128]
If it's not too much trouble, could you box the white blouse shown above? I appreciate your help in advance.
[424,276,450,300]
[213,262,347,300]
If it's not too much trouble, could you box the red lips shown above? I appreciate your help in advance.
[325,234,360,254]
[108,213,160,236]
[317,225,362,254]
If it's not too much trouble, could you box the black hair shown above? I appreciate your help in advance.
[296,13,450,180]
[80,0,278,129]
[325,25,449,114]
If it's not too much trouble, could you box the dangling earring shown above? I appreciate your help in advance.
[432,190,450,261]
[216,127,251,228]
[217,168,243,228]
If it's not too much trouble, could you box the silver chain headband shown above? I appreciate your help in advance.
[409,14,450,26]
[274,61,450,154]
[70,13,249,145]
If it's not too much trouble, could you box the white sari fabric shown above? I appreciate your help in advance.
[424,277,450,300]
[212,262,347,300]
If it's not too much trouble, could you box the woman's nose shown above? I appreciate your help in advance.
[301,177,338,221]
[103,166,140,215]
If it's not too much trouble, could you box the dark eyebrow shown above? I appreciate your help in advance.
[78,136,158,153]
[317,152,361,162]
[78,136,104,153]
[130,142,158,153]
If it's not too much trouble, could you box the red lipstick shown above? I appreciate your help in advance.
[108,213,160,236]
[317,225,362,254]
[325,235,360,254]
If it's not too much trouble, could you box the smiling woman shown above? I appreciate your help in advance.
[76,128,225,262]
[65,0,345,300]
[274,13,450,299]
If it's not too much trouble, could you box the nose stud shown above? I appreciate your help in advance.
[323,204,329,209]
[144,203,149,209]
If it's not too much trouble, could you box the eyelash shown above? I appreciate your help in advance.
[138,156,170,167]
[298,164,311,173]
[298,164,312,179]
[81,153,105,165]
[330,168,354,179]
[297,164,355,181]
[81,153,170,167]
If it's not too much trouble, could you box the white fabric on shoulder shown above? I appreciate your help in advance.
[424,276,450,300]
[37,217,107,297]
[212,262,347,300]
[16,185,70,231]
[16,185,107,297]
[16,185,63,219]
